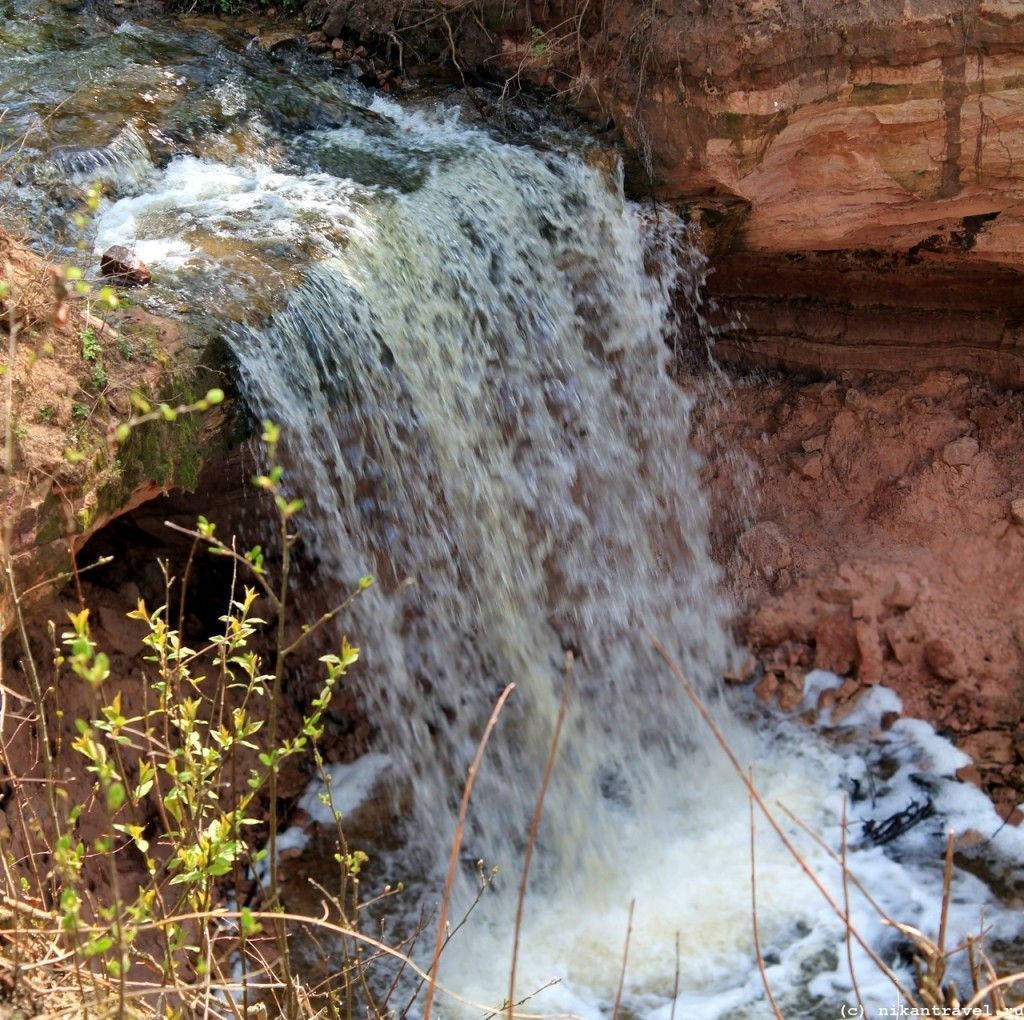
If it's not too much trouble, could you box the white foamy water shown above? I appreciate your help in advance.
[434,678,1024,1018]
[94,155,372,270]
[91,81,1024,1020]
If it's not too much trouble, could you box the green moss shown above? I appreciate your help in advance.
[851,81,943,106]
[96,380,211,520]
[34,493,65,546]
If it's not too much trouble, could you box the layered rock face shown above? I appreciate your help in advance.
[514,0,1024,382]
[308,0,1024,379]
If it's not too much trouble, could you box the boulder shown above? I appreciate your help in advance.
[814,610,858,675]
[923,638,964,683]
[100,245,151,287]
[959,729,1015,769]
[882,574,918,612]
[942,436,980,467]
[737,521,792,581]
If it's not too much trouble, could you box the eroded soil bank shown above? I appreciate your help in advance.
[694,364,1024,822]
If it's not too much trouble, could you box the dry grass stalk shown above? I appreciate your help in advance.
[507,650,573,1020]
[749,766,783,1020]
[422,681,516,1020]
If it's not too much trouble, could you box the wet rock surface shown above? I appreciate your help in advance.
[100,244,151,286]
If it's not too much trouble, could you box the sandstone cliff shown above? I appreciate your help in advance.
[311,0,1024,383]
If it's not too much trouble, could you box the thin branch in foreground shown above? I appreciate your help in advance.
[422,682,516,1020]
[749,766,783,1020]
[507,651,573,1019]
[669,932,680,1020]
[611,898,635,1020]
[841,795,866,1018]
[646,630,916,1006]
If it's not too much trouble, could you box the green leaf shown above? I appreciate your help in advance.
[84,934,113,957]
[240,906,261,936]
[106,783,125,811]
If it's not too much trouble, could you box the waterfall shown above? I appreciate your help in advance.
[228,106,746,906]
[60,36,1021,1016]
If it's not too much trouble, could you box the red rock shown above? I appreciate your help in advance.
[777,672,805,712]
[723,654,757,684]
[754,673,778,706]
[942,437,979,467]
[814,610,857,675]
[100,245,150,287]
[956,764,983,788]
[831,685,871,724]
[923,638,964,683]
[855,621,883,684]
[959,729,1015,768]
[301,0,1024,386]
[851,597,874,621]
[817,687,838,713]
[800,453,823,479]
[693,360,1024,769]
[818,582,853,605]
[738,522,792,580]
[999,805,1024,827]
[882,574,918,611]
[484,4,1024,386]
[882,623,918,666]
[836,677,860,701]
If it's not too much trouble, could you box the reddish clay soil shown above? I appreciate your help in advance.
[693,366,1024,821]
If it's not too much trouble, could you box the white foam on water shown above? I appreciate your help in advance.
[94,155,373,270]
[434,703,1024,1019]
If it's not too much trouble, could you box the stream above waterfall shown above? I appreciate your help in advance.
[2,4,1023,1017]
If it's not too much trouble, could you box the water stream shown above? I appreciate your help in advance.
[2,4,1023,1016]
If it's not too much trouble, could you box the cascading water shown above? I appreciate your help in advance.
[3,6,1023,1016]
[227,110,746,882]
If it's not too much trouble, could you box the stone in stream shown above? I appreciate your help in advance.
[100,245,150,287]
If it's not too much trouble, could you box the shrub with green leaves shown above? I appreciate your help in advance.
[0,402,384,1018]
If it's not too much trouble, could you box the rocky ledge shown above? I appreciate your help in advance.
[0,234,230,630]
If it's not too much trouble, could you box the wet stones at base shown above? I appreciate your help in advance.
[305,32,402,91]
